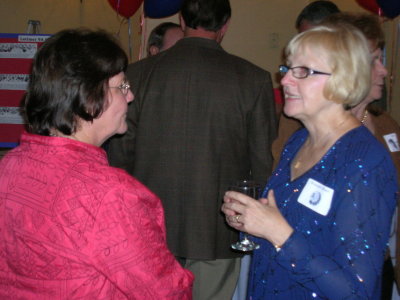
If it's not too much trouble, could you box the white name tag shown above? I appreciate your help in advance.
[383,133,400,152]
[298,178,334,216]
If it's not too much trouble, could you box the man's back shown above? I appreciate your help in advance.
[108,1,276,298]
[109,37,276,259]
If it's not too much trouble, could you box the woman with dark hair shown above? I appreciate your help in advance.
[0,28,193,299]
[323,13,400,299]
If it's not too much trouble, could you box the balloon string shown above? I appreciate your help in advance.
[117,0,121,13]
[128,17,132,61]
[139,8,145,60]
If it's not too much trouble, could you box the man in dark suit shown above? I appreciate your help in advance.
[108,0,276,298]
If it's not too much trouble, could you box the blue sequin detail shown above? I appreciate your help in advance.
[247,126,397,300]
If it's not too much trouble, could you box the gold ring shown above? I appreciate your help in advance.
[235,215,240,223]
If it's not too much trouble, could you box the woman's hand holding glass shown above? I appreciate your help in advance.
[222,190,294,250]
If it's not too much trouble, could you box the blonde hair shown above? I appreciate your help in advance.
[285,24,371,108]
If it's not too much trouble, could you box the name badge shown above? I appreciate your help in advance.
[383,133,400,152]
[298,178,334,216]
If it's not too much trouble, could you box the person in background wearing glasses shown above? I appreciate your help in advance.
[325,13,400,300]
[0,28,193,299]
[222,24,398,299]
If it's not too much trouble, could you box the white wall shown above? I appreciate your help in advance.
[1,0,399,121]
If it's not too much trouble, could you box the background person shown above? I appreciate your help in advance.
[147,22,184,56]
[329,12,400,300]
[107,0,277,298]
[222,24,398,299]
[0,28,193,299]
[323,12,400,300]
[295,0,340,32]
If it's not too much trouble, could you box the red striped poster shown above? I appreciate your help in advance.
[0,33,50,147]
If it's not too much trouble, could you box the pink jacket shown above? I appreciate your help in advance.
[0,132,193,299]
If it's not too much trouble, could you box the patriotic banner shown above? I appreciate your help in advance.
[0,33,50,147]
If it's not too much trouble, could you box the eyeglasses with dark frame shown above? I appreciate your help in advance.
[109,81,131,95]
[279,65,331,79]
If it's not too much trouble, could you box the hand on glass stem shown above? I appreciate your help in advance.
[221,189,294,249]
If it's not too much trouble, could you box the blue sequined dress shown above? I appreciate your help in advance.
[247,126,398,299]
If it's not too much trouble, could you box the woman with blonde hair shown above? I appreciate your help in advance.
[222,24,397,299]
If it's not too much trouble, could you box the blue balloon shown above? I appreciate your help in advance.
[377,0,400,18]
[144,0,184,18]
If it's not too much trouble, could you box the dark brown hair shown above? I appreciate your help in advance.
[323,12,385,50]
[25,28,128,136]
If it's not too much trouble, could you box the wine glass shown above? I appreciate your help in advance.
[229,180,260,252]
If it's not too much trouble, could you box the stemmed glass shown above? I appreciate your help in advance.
[229,180,260,252]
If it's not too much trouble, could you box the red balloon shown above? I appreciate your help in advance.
[355,0,382,15]
[108,0,143,19]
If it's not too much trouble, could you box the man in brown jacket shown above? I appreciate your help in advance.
[108,0,277,298]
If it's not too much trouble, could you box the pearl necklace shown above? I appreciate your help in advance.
[360,109,369,124]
